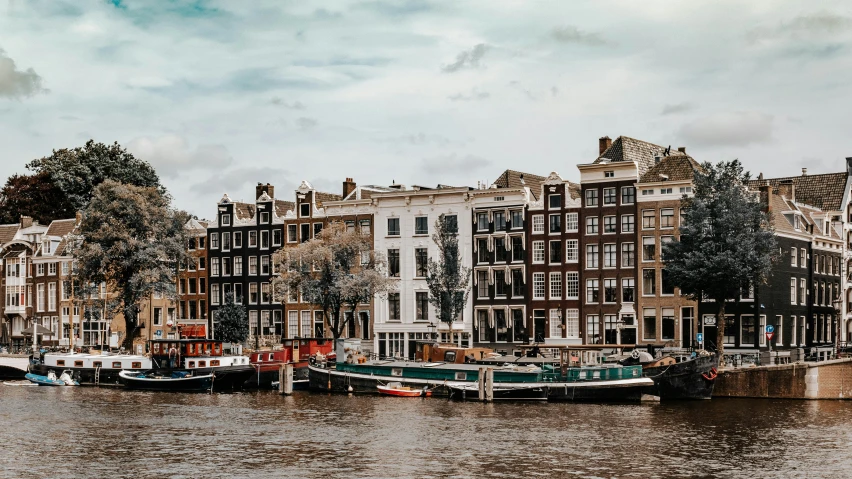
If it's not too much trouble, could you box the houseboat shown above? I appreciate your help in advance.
[31,350,152,386]
[245,338,334,389]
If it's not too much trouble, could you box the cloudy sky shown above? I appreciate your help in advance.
[1,0,851,218]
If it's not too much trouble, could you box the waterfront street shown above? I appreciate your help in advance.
[1,386,851,479]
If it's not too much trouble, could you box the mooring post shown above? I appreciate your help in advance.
[478,367,485,401]
[485,367,494,403]
[279,363,285,394]
[281,363,294,395]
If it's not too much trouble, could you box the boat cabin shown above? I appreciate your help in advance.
[150,339,224,358]
[43,352,152,370]
[414,342,493,364]
[250,338,333,365]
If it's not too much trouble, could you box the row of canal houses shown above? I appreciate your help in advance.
[2,135,851,359]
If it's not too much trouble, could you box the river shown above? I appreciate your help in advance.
[1,385,850,479]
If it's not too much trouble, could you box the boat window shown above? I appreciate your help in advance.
[153,343,160,354]
[188,343,194,354]
[188,361,196,368]
[74,361,83,367]
[57,360,65,366]
[455,372,466,381]
[112,362,122,368]
[131,362,142,369]
[268,354,274,361]
[213,344,220,355]
[443,351,457,363]
[93,361,102,368]
[198,361,206,367]
[391,368,403,377]
[210,360,220,366]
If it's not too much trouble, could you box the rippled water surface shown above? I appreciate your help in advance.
[1,385,851,479]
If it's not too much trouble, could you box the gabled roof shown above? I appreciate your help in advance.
[45,218,77,237]
[342,185,396,201]
[638,155,703,183]
[234,202,256,220]
[0,224,19,246]
[274,200,295,217]
[315,192,342,207]
[748,172,848,211]
[596,136,686,176]
[492,169,546,199]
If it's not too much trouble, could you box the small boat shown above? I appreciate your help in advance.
[447,383,548,401]
[377,382,431,397]
[118,370,214,392]
[25,370,78,386]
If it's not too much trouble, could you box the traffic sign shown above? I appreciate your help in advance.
[766,332,774,341]
[766,324,775,334]
[696,333,704,343]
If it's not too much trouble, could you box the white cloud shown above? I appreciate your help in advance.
[678,112,774,147]
[127,134,233,178]
[0,48,46,99]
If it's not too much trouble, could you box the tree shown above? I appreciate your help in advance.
[662,160,776,364]
[71,180,190,349]
[214,293,248,345]
[272,221,394,340]
[0,171,75,224]
[27,140,163,214]
[425,214,470,344]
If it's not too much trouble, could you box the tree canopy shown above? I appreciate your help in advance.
[273,221,394,340]
[72,180,190,349]
[425,214,470,343]
[0,171,75,224]
[214,293,248,345]
[662,160,776,361]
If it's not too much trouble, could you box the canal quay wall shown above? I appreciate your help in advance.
[714,358,852,399]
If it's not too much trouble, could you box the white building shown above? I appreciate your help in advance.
[371,184,474,358]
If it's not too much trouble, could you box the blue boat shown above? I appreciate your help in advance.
[119,370,214,392]
[25,370,79,386]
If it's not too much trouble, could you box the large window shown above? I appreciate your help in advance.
[603,216,617,234]
[388,249,400,277]
[387,218,400,236]
[662,308,675,340]
[621,243,635,267]
[549,240,561,263]
[603,244,617,268]
[586,217,599,234]
[532,215,544,233]
[565,310,579,339]
[549,194,562,209]
[604,314,619,344]
[586,279,599,303]
[414,248,428,277]
[477,310,489,342]
[587,315,600,344]
[495,309,508,342]
[642,236,655,261]
[566,272,579,299]
[512,270,524,298]
[495,238,508,262]
[415,292,429,321]
[550,309,562,339]
[621,187,635,204]
[476,212,488,232]
[477,270,489,298]
[586,244,599,268]
[414,217,429,235]
[494,212,507,232]
[622,278,634,303]
[739,315,753,346]
[643,269,656,296]
[643,308,656,340]
[661,268,674,295]
[642,210,655,229]
[477,239,490,263]
[604,279,617,303]
[549,272,562,299]
[603,188,617,205]
[565,212,578,232]
[549,214,561,233]
[388,293,400,320]
[511,237,524,262]
[585,189,598,207]
[622,214,634,233]
[566,240,578,262]
[660,208,674,228]
[510,210,523,229]
[533,273,545,299]
[532,241,545,264]
[495,270,507,297]
[790,277,797,304]
[724,316,736,345]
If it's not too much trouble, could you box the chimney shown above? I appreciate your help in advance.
[758,185,771,212]
[778,179,795,201]
[599,136,612,156]
[342,177,356,199]
[758,172,764,181]
[677,147,686,153]
[255,183,274,200]
[20,216,33,229]
[801,168,808,176]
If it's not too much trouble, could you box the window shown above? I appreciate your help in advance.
[387,292,400,320]
[621,187,635,205]
[621,214,635,233]
[622,278,635,303]
[566,240,578,262]
[221,214,231,226]
[661,268,674,295]
[495,309,508,342]
[587,315,600,344]
[260,256,270,275]
[230,231,241,249]
[211,284,220,305]
[248,257,257,276]
[661,187,673,195]
[48,263,57,275]
[415,248,428,277]
[660,208,674,228]
[495,238,508,262]
[477,310,489,342]
[586,279,599,303]
[272,230,282,246]
[586,217,599,234]
[549,240,561,263]
[603,244,617,268]
[210,233,219,249]
[679,186,692,194]
[741,315,755,345]
[222,232,231,251]
[261,283,271,303]
[259,230,269,249]
[36,264,45,276]
[299,203,310,218]
[643,308,656,340]
[532,241,545,264]
[622,243,635,267]
[476,212,489,232]
[604,314,619,344]
[799,278,806,305]
[603,188,617,205]
[415,292,429,321]
[603,215,617,234]
[549,309,562,338]
[565,212,578,232]
[550,272,562,299]
[642,210,655,229]
[477,239,489,263]
[443,215,458,234]
[48,283,56,311]
[566,272,579,299]
[388,249,400,277]
[210,258,220,277]
[510,210,523,229]
[800,249,806,268]
[248,283,258,304]
[661,308,675,340]
[477,270,489,298]
[643,269,656,296]
[642,189,654,196]
[512,270,525,298]
[533,273,545,299]
[511,237,524,262]
[585,189,598,207]
[493,270,507,297]
[604,279,616,303]
[565,310,579,339]
[532,215,544,233]
[234,257,243,276]
[492,211,507,232]
[287,225,297,243]
[586,244,599,268]
[300,224,310,243]
[414,217,428,235]
[642,237,655,261]
[549,214,561,233]
[790,277,797,304]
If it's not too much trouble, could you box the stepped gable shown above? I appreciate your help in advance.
[0,224,20,245]
[639,155,703,183]
[492,169,546,199]
[597,136,685,176]
[748,172,848,211]
[274,200,295,217]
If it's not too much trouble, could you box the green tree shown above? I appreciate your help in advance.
[662,160,776,364]
[425,214,470,344]
[27,140,163,214]
[0,171,75,224]
[71,180,190,349]
[214,293,248,345]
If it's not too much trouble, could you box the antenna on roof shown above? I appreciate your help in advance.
[664,145,671,156]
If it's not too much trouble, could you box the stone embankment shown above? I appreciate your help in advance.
[713,358,852,399]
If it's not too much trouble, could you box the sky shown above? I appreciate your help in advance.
[1,0,851,219]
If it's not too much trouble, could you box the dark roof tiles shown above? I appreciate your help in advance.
[748,172,848,211]
[0,224,19,245]
[638,155,703,183]
[596,136,686,176]
[492,169,547,200]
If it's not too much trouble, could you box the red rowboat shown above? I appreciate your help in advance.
[377,382,431,397]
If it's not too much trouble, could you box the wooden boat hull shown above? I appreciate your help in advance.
[119,371,213,392]
[642,354,717,400]
[377,385,431,397]
[309,365,653,402]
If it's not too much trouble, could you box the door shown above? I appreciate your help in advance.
[701,314,718,351]
[681,307,694,349]
[533,310,546,343]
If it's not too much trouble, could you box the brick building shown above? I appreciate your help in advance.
[176,218,209,339]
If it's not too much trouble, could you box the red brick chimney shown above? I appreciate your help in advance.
[342,177,356,198]
[255,183,274,200]
[777,179,795,201]
[599,136,612,156]
[20,216,33,229]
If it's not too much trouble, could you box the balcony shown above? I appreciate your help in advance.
[4,305,26,315]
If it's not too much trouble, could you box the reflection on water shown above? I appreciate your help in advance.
[1,386,850,479]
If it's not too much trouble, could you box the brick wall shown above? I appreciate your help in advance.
[713,358,852,399]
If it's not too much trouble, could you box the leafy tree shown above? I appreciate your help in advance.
[662,160,776,363]
[26,140,163,214]
[71,180,190,349]
[425,214,470,344]
[0,171,75,224]
[214,293,248,345]
[273,221,394,340]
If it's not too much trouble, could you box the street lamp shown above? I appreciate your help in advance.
[427,321,437,342]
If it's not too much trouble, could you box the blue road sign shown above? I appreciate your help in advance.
[766,324,775,334]
[696,333,704,342]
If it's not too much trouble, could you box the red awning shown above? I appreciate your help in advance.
[180,325,207,338]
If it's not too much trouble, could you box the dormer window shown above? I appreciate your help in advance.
[300,203,310,218]
[604,171,614,178]
[221,214,231,226]
[793,215,802,231]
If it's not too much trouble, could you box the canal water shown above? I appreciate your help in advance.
[1,386,850,479]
